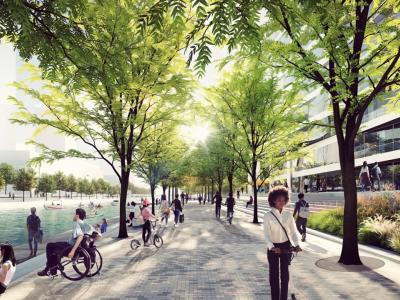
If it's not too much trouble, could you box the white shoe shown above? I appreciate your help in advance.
[175,224,179,227]
[165,224,168,228]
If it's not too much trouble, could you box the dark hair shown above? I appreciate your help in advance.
[268,186,289,207]
[1,243,16,266]
[298,192,304,199]
[102,218,107,225]
[175,194,179,199]
[75,208,86,220]
[161,194,166,200]
[363,161,368,167]
[229,192,233,197]
[131,201,136,206]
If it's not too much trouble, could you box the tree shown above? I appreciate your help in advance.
[14,168,36,202]
[0,176,4,193]
[133,123,184,214]
[37,174,56,200]
[0,163,15,194]
[211,62,305,223]
[77,178,89,199]
[53,171,67,200]
[257,0,400,265]
[6,1,193,238]
[146,0,400,266]
[66,174,77,199]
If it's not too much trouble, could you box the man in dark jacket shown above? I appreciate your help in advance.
[293,193,310,242]
[27,207,41,257]
[213,192,222,219]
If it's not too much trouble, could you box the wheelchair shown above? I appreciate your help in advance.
[53,232,103,281]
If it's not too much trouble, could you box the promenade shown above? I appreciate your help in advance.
[5,203,400,300]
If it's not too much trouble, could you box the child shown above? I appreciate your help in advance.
[141,199,156,246]
[0,243,17,295]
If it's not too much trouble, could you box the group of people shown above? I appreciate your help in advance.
[213,191,236,221]
[359,161,383,191]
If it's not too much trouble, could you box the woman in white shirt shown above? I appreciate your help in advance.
[159,195,170,227]
[359,161,371,192]
[0,243,17,295]
[263,186,301,300]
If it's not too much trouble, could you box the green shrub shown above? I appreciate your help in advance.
[308,209,343,236]
[389,229,400,254]
[358,226,384,247]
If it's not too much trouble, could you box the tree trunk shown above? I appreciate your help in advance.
[211,179,215,204]
[162,184,167,196]
[338,138,362,265]
[252,156,258,223]
[45,192,47,201]
[23,190,25,202]
[4,183,6,195]
[168,186,171,203]
[59,189,61,200]
[118,171,130,238]
[151,184,156,215]
[227,173,233,197]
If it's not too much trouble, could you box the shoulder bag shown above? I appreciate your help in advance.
[270,211,295,264]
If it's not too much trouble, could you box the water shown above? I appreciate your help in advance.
[0,204,120,246]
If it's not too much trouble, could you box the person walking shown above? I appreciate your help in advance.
[264,186,301,300]
[0,243,16,295]
[359,161,371,192]
[303,176,310,193]
[213,191,222,219]
[225,192,235,223]
[27,207,41,257]
[293,193,309,242]
[160,195,170,227]
[170,194,183,227]
[236,190,240,199]
[180,192,185,207]
[371,162,382,191]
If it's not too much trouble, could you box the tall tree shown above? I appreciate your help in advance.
[37,174,56,200]
[0,163,15,194]
[14,168,36,202]
[211,62,305,223]
[77,178,90,199]
[66,174,77,199]
[53,171,67,200]
[133,123,185,214]
[6,1,193,238]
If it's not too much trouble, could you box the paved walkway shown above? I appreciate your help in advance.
[5,203,400,299]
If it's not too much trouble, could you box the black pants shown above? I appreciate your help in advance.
[142,220,151,243]
[246,201,252,208]
[0,283,6,295]
[304,185,308,193]
[215,205,221,218]
[296,217,307,235]
[46,242,71,270]
[267,241,290,300]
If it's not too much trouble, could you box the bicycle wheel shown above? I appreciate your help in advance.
[153,235,163,248]
[60,248,91,281]
[87,248,103,277]
[130,239,141,250]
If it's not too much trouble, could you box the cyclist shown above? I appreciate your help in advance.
[141,199,156,246]
[37,208,92,276]
[225,192,235,222]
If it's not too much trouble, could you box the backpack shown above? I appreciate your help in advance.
[29,215,40,231]
[298,201,309,218]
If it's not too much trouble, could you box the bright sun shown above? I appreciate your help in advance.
[180,124,211,145]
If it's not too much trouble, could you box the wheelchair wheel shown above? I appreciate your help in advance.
[59,248,91,281]
[130,239,141,250]
[87,248,103,277]
[153,235,163,248]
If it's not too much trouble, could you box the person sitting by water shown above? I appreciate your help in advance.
[101,218,107,233]
[246,196,254,208]
[0,243,16,295]
[37,208,92,276]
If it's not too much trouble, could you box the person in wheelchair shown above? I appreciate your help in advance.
[37,208,93,276]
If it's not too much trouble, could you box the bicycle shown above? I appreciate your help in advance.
[130,220,163,250]
[46,233,103,281]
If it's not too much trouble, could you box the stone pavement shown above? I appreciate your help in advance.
[5,203,400,300]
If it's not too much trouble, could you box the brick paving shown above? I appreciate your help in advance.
[5,203,400,299]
